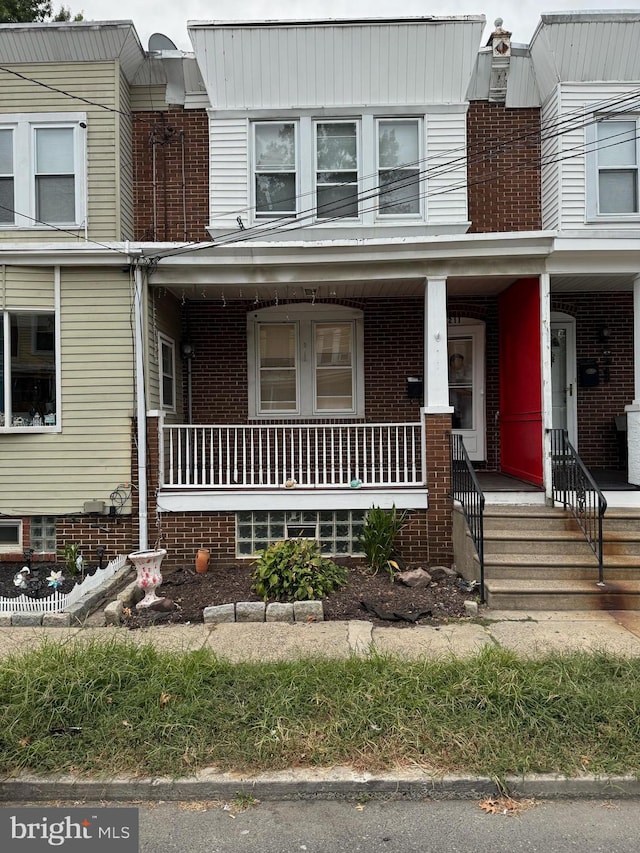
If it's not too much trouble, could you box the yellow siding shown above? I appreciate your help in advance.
[148,289,184,420]
[0,62,124,242]
[131,85,168,112]
[119,69,134,240]
[0,266,135,515]
[1,265,54,307]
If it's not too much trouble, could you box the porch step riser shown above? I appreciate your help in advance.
[485,589,640,611]
[484,518,577,533]
[485,540,596,556]
[485,567,636,581]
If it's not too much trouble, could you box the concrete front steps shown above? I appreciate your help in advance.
[480,506,640,611]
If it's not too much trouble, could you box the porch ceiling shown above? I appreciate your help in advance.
[153,276,521,301]
[551,273,637,292]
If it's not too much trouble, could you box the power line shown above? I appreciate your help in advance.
[151,86,640,259]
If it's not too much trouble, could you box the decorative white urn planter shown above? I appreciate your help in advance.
[128,548,167,609]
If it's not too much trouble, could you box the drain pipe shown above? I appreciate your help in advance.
[133,256,149,551]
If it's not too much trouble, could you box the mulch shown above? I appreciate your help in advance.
[120,561,474,629]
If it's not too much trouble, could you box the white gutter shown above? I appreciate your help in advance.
[132,255,148,551]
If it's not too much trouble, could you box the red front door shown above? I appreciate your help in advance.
[498,278,543,486]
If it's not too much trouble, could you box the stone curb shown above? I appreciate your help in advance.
[2,771,640,803]
[0,568,134,627]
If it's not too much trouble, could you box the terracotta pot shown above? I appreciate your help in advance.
[196,548,211,574]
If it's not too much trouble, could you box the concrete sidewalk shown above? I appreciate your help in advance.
[2,609,640,661]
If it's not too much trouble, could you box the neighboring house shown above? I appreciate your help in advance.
[2,13,640,579]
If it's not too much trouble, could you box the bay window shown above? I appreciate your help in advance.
[1,310,58,430]
[0,113,86,228]
[377,118,421,215]
[248,305,363,418]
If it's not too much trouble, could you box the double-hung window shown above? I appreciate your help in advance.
[254,122,297,218]
[1,310,58,430]
[315,121,359,218]
[596,118,639,215]
[377,118,421,216]
[248,305,364,418]
[159,334,176,412]
[0,113,86,229]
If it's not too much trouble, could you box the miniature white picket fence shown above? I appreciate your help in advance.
[0,554,128,614]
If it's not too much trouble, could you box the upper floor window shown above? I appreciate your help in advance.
[0,113,86,229]
[377,119,421,216]
[1,310,58,430]
[247,304,364,419]
[597,119,638,214]
[250,116,424,225]
[254,122,297,218]
[315,121,359,219]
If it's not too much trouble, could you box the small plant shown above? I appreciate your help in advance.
[358,504,408,578]
[59,543,81,576]
[251,538,348,602]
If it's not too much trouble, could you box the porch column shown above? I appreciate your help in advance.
[625,275,640,485]
[423,277,454,564]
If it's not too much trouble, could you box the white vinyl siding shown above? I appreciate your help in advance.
[543,82,640,231]
[0,62,124,241]
[423,113,468,223]
[0,267,134,515]
[540,86,561,230]
[209,119,249,229]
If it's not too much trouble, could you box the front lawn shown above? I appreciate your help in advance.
[0,640,639,779]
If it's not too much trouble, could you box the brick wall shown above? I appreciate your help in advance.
[551,292,634,468]
[424,412,454,564]
[132,109,211,242]
[467,102,542,233]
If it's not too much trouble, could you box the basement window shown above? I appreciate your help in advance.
[0,521,22,553]
[236,510,365,557]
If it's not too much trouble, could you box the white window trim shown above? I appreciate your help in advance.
[1,268,61,434]
[159,333,176,413]
[0,520,22,553]
[0,112,87,230]
[375,117,423,220]
[586,114,640,222]
[313,119,361,221]
[249,115,427,228]
[252,120,298,219]
[247,303,364,420]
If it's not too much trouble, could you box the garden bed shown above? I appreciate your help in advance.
[121,561,473,629]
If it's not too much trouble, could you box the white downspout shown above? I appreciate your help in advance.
[133,258,148,550]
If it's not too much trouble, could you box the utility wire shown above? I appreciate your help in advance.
[151,88,640,259]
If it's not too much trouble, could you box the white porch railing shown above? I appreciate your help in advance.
[160,422,425,489]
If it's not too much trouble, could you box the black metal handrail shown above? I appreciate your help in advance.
[548,428,608,585]
[450,433,485,602]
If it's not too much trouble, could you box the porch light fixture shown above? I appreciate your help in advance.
[180,341,194,359]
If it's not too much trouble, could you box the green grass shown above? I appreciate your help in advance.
[1,639,639,779]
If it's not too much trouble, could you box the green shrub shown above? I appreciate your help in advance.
[251,538,349,602]
[358,504,408,577]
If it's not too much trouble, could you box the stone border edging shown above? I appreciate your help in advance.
[104,585,324,625]
[2,770,640,803]
[0,567,134,628]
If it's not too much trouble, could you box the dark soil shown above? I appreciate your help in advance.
[120,561,475,630]
[0,563,82,598]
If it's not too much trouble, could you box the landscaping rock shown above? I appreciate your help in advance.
[147,597,176,613]
[117,581,144,607]
[397,568,432,588]
[12,612,43,627]
[266,602,295,623]
[236,601,266,622]
[464,600,479,617]
[429,566,458,581]
[0,613,13,627]
[42,612,72,627]
[203,604,235,624]
[293,601,324,622]
[104,600,124,626]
